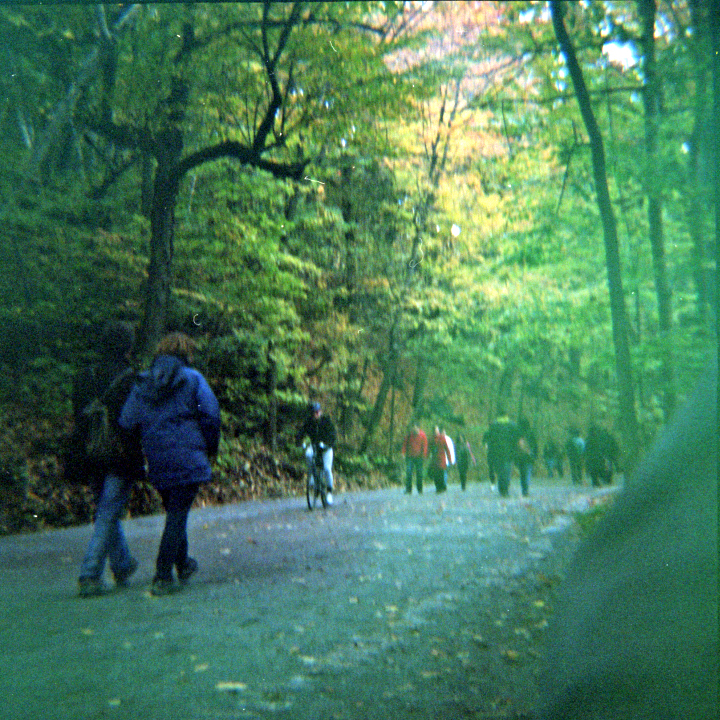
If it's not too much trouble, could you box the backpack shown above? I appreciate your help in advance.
[82,367,134,463]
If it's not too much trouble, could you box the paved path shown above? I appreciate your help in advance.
[0,480,618,720]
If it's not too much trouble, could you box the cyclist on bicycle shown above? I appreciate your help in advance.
[296,401,337,505]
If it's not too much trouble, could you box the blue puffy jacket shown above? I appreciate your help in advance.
[119,355,220,490]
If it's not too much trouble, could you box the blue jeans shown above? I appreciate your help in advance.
[518,461,532,496]
[156,483,200,581]
[79,473,135,581]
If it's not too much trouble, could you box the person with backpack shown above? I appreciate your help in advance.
[71,321,145,598]
[119,332,220,595]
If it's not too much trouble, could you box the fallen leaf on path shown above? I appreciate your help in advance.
[216,682,247,692]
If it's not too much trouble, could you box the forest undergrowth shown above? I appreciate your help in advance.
[0,403,390,536]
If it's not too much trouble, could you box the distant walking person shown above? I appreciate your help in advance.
[72,321,145,598]
[119,333,220,595]
[456,434,476,490]
[584,425,619,487]
[515,418,537,497]
[296,402,337,505]
[543,439,563,478]
[401,423,428,494]
[565,428,585,485]
[484,410,520,497]
[429,426,452,493]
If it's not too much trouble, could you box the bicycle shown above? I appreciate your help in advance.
[306,441,328,510]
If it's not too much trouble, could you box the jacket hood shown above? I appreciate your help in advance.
[142,354,187,402]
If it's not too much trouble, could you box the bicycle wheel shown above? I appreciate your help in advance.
[306,472,315,511]
[319,475,328,509]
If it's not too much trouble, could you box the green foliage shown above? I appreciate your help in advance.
[0,1,715,507]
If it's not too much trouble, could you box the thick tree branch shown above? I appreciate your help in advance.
[174,140,309,181]
[253,1,303,154]
[26,4,141,178]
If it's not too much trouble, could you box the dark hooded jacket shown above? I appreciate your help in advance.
[68,356,145,488]
[119,355,220,490]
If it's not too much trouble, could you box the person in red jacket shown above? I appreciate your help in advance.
[429,426,452,493]
[401,423,428,494]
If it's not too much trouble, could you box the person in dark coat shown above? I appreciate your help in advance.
[515,417,537,497]
[584,424,620,487]
[72,321,145,597]
[484,410,520,497]
[456,434,476,490]
[565,428,585,485]
[119,332,220,595]
[296,402,337,505]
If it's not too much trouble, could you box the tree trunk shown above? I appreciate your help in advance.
[713,1,720,363]
[340,162,357,295]
[688,0,712,326]
[140,161,180,353]
[360,329,398,453]
[411,354,428,412]
[267,341,277,454]
[551,1,639,471]
[639,0,676,419]
[388,381,396,461]
[359,366,393,454]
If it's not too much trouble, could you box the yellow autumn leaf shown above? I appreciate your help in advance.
[216,682,247,692]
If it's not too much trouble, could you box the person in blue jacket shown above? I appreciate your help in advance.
[120,332,220,595]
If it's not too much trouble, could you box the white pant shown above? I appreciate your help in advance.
[305,445,334,491]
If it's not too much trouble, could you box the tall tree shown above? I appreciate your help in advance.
[638,0,675,419]
[686,0,714,326]
[550,0,639,470]
[88,3,309,350]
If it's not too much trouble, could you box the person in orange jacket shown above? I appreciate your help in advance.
[401,423,428,494]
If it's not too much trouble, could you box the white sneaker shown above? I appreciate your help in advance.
[326,492,333,506]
